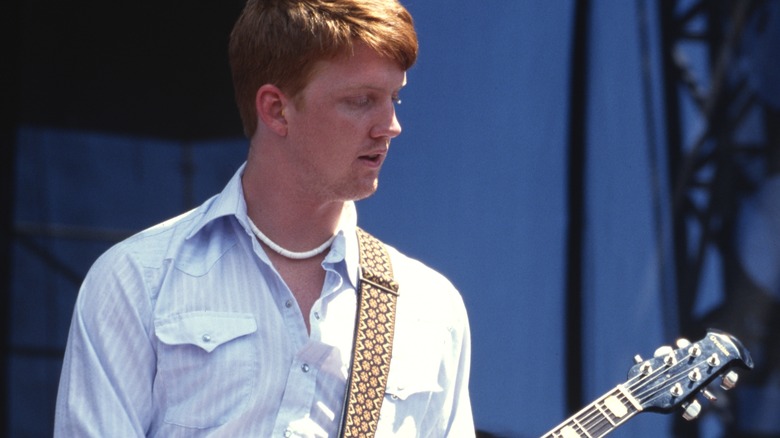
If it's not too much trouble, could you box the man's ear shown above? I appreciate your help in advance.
[255,84,288,136]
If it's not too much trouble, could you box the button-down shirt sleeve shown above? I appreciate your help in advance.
[55,234,158,437]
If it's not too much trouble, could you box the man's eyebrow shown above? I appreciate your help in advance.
[345,74,407,92]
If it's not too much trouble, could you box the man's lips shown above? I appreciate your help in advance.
[358,150,387,166]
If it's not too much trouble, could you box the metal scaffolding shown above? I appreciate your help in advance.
[658,0,779,436]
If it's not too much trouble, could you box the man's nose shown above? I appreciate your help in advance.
[371,103,402,139]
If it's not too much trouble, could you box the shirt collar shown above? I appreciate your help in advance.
[186,162,361,288]
[325,201,360,289]
[185,162,248,241]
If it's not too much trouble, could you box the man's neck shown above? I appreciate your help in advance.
[241,156,345,253]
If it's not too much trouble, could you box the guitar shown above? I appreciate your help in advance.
[541,329,753,438]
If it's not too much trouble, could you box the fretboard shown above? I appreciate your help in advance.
[540,385,641,438]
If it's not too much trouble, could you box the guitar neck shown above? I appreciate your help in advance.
[540,385,641,438]
[539,331,753,437]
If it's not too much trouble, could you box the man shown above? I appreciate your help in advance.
[55,0,474,436]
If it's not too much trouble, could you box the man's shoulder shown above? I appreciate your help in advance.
[92,195,229,274]
[385,245,455,289]
[383,244,467,315]
[110,209,202,260]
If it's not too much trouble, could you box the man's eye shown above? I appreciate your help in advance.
[349,96,372,107]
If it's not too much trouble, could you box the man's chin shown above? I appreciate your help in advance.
[348,181,379,202]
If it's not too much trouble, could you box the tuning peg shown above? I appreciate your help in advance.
[707,354,721,367]
[654,345,673,358]
[701,389,717,401]
[721,371,739,390]
[676,338,691,349]
[682,400,702,421]
[633,354,643,364]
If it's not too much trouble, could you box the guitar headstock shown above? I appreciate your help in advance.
[625,329,753,420]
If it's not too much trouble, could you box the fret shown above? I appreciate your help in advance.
[537,332,751,438]
[595,402,618,427]
[541,388,639,438]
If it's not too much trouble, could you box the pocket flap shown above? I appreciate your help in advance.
[155,311,257,353]
[385,323,445,400]
[385,379,443,401]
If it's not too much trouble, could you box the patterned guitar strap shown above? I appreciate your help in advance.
[338,228,400,437]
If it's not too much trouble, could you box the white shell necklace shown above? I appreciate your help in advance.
[248,218,336,260]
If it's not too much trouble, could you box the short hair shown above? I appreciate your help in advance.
[229,0,419,137]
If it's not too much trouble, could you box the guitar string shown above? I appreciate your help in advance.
[551,350,714,437]
[562,352,702,437]
[575,390,638,436]
[631,352,707,404]
[568,341,733,438]
[554,372,649,437]
[570,360,680,436]
[549,401,627,437]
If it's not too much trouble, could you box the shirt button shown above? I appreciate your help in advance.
[285,300,293,308]
[201,334,211,343]
[284,430,292,438]
[314,312,320,320]
[301,363,310,373]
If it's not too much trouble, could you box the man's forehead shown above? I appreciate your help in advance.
[313,58,406,88]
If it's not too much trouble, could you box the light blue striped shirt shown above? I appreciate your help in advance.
[55,164,474,437]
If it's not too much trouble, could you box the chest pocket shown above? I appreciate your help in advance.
[382,320,445,410]
[155,312,258,429]
[385,331,444,400]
